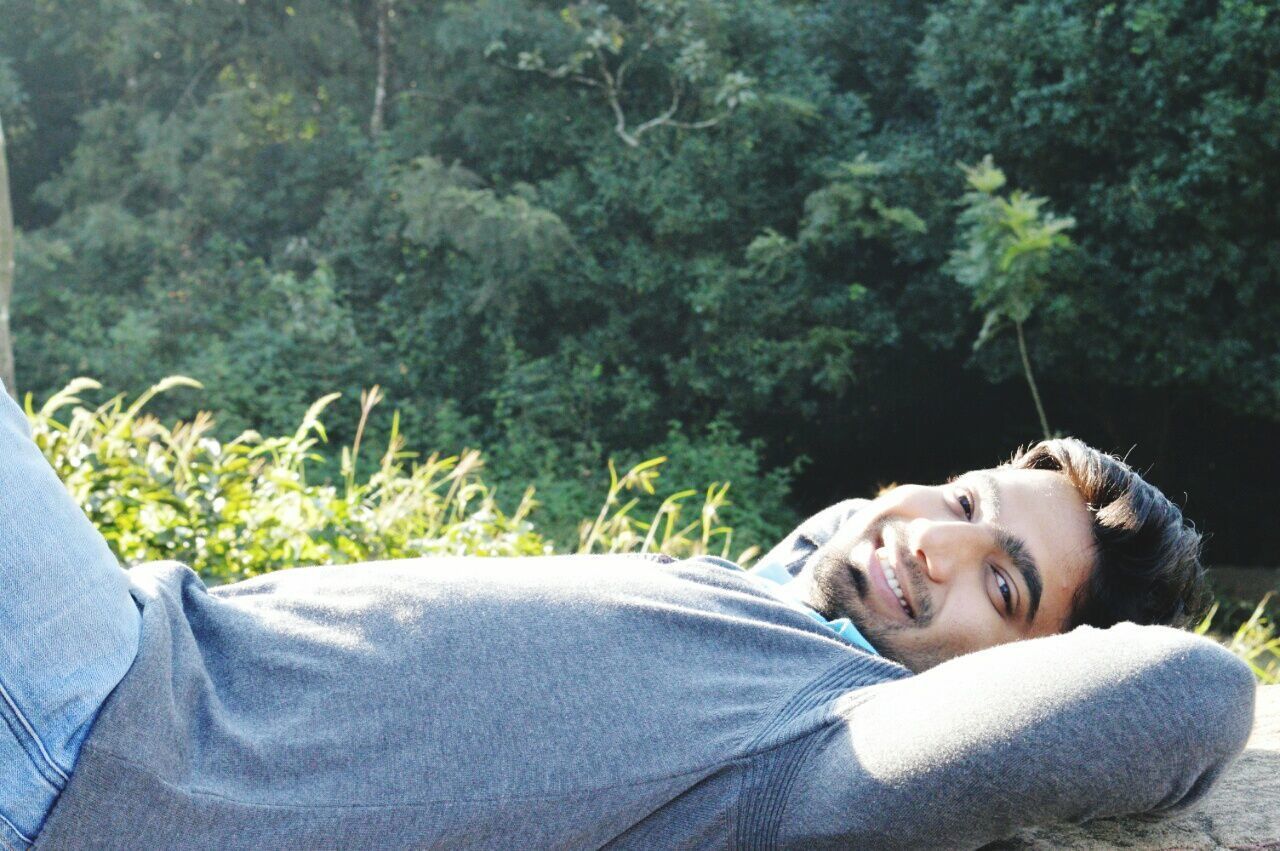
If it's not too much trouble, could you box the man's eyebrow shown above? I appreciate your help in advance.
[972,472,1042,625]
[997,529,1042,625]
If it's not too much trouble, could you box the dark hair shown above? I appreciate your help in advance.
[1005,437,1210,630]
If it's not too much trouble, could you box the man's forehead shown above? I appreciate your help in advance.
[956,466,1095,632]
[954,466,1069,498]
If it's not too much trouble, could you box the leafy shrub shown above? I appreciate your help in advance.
[1196,594,1280,686]
[28,377,748,585]
[472,417,799,562]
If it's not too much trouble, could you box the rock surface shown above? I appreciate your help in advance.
[988,685,1280,850]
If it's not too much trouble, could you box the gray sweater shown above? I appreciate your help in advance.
[34,554,1255,849]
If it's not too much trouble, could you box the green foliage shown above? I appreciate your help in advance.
[29,377,547,583]
[577,455,741,559]
[947,156,1075,438]
[393,156,575,313]
[917,0,1280,414]
[1,0,1277,565]
[28,378,758,585]
[635,419,798,556]
[487,0,758,147]
[947,155,1075,348]
[1197,594,1280,686]
[683,155,923,410]
[798,157,927,252]
[432,416,798,560]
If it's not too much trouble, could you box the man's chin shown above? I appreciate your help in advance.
[806,563,893,658]
[867,629,955,673]
[808,548,865,617]
[856,627,919,670]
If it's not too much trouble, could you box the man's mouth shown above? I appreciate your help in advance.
[861,533,916,621]
[879,558,916,619]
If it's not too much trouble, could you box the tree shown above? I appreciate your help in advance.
[485,0,756,147]
[917,0,1280,419]
[4,0,1277,563]
[0,109,14,395]
[370,0,394,138]
[947,156,1074,440]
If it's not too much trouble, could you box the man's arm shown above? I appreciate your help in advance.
[774,622,1256,850]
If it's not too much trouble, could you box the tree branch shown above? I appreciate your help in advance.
[1015,320,1052,439]
[630,81,682,140]
[666,112,730,131]
[491,33,737,148]
[369,0,392,137]
[492,58,601,89]
[0,112,16,395]
[592,46,641,147]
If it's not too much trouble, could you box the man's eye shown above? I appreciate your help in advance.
[957,493,974,520]
[992,567,1012,615]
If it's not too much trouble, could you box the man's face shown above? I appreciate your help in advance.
[805,467,1095,672]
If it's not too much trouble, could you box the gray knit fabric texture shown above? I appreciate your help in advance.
[34,555,1255,849]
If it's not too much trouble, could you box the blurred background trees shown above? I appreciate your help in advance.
[0,0,1276,563]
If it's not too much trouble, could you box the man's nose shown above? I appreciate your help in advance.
[905,518,985,584]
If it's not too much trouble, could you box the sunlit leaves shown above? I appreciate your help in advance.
[29,377,756,584]
[947,156,1074,436]
[487,0,757,146]
[948,156,1074,339]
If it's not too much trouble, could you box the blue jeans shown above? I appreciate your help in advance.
[0,386,139,848]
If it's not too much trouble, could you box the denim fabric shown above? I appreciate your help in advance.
[0,386,140,849]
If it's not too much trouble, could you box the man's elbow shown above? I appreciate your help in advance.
[1124,624,1257,811]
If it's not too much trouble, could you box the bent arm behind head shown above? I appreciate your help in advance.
[776,622,1256,850]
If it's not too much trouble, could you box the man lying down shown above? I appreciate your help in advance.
[0,386,1255,850]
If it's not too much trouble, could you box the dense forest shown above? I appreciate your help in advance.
[0,0,1276,562]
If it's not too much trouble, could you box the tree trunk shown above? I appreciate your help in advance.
[369,0,391,138]
[0,111,16,398]
[1015,320,1051,440]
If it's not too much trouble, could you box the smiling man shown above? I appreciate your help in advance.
[803,466,1091,670]
[768,440,1209,672]
[0,377,1255,851]
[826,467,1088,656]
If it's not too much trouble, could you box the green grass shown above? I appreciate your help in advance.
[28,377,743,587]
[1197,593,1280,685]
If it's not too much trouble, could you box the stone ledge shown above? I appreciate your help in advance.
[987,685,1280,850]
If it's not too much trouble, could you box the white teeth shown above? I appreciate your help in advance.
[880,559,912,616]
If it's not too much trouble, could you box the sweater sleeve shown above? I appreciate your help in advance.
[756,499,869,579]
[773,622,1257,850]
